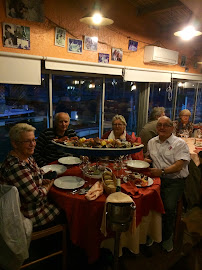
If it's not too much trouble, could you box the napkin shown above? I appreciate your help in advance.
[121,181,142,198]
[85,181,104,201]
[100,192,136,237]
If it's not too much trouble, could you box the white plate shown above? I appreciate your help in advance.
[54,176,85,189]
[84,167,112,179]
[136,177,153,187]
[58,156,81,165]
[41,164,66,176]
[126,160,150,169]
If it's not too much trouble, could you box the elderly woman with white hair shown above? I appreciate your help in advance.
[102,114,134,141]
[0,123,64,230]
[174,109,193,137]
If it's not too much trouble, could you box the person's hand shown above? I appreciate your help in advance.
[43,179,51,184]
[149,168,162,177]
[43,180,54,192]
[144,158,152,163]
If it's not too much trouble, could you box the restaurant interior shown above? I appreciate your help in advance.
[0,0,202,270]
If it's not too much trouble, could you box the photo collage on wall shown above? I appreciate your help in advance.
[3,1,140,61]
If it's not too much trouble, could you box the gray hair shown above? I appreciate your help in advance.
[112,114,127,126]
[157,116,173,126]
[54,112,70,123]
[179,109,191,117]
[9,123,36,142]
[149,107,165,121]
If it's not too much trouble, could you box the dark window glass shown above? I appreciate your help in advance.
[104,79,139,135]
[0,74,49,162]
[52,75,102,138]
[149,83,174,118]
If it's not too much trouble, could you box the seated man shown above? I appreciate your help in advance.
[146,116,190,252]
[139,107,165,154]
[34,112,77,166]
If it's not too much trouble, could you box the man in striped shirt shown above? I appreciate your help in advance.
[34,112,77,167]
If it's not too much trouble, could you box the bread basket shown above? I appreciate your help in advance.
[102,170,117,195]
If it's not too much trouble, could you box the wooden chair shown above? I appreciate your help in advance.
[20,223,67,270]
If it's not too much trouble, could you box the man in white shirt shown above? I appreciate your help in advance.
[146,116,190,252]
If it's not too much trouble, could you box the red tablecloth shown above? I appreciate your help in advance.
[49,163,164,264]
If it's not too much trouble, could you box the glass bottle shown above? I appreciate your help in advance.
[116,178,121,192]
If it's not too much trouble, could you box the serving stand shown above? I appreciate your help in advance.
[52,140,144,158]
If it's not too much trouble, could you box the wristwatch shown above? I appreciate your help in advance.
[161,169,166,176]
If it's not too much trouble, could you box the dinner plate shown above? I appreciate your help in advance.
[126,160,150,169]
[54,176,85,189]
[136,177,153,187]
[58,156,81,165]
[41,164,66,176]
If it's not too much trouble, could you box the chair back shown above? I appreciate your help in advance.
[0,185,32,270]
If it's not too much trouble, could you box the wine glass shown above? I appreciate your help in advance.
[196,129,202,139]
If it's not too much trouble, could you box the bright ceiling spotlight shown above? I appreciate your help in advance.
[174,26,202,41]
[80,5,113,27]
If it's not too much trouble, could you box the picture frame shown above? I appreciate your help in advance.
[128,40,138,51]
[111,48,123,62]
[68,38,82,54]
[2,22,30,50]
[181,55,186,67]
[98,53,109,64]
[5,0,44,22]
[84,36,98,51]
[55,27,66,47]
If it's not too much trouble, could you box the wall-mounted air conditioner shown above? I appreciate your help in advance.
[144,46,179,65]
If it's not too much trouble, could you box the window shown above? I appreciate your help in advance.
[0,74,49,162]
[52,75,102,138]
[175,81,197,121]
[194,84,202,124]
[149,83,175,118]
[104,79,139,134]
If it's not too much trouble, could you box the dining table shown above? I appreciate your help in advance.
[49,160,165,264]
[182,137,200,166]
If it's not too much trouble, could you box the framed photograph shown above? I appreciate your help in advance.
[55,27,66,47]
[84,36,98,51]
[68,38,82,54]
[98,53,109,64]
[6,0,44,22]
[181,55,186,67]
[111,48,123,62]
[128,40,138,51]
[2,22,30,50]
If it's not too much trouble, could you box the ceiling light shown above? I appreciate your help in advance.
[80,10,113,26]
[174,26,202,41]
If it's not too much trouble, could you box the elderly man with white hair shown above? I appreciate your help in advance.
[145,116,190,252]
[34,112,77,166]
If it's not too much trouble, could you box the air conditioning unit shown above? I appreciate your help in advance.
[144,46,179,65]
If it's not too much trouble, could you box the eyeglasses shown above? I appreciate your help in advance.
[113,123,124,126]
[18,139,36,144]
[157,123,172,128]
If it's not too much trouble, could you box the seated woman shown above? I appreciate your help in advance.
[0,123,63,230]
[173,109,193,137]
[102,114,143,160]
[102,114,133,141]
[34,112,77,167]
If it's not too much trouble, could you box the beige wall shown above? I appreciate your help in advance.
[0,0,200,75]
